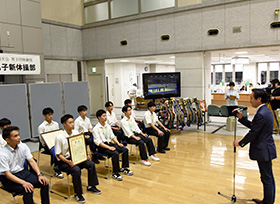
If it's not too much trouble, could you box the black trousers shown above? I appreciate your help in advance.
[145,126,170,151]
[97,143,129,173]
[257,160,275,204]
[1,169,50,204]
[112,126,123,142]
[136,120,145,131]
[57,160,99,195]
[84,132,96,153]
[126,133,156,160]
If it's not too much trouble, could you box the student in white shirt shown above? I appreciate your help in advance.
[0,118,10,149]
[0,126,50,204]
[55,114,101,203]
[121,105,159,166]
[123,99,145,131]
[144,102,171,154]
[37,107,63,179]
[74,105,100,163]
[93,109,133,181]
[127,83,137,109]
[105,101,123,142]
[225,82,239,116]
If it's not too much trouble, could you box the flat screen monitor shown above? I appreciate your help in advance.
[143,72,181,99]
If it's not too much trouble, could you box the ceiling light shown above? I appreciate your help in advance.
[170,56,175,59]
[119,60,129,62]
[234,51,248,54]
[231,57,250,64]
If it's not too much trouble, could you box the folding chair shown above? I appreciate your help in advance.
[49,147,71,199]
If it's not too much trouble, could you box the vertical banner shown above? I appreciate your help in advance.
[0,53,41,75]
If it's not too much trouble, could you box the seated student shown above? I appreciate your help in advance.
[93,109,133,181]
[123,99,145,131]
[55,114,101,203]
[121,105,159,166]
[0,126,50,204]
[105,101,123,142]
[0,118,11,149]
[144,102,171,153]
[74,105,101,164]
[37,107,64,178]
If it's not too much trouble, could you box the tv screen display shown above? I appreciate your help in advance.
[143,72,181,99]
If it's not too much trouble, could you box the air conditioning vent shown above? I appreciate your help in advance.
[207,29,219,36]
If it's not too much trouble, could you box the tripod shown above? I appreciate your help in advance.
[218,114,254,203]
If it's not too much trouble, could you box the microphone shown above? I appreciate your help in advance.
[232,107,247,114]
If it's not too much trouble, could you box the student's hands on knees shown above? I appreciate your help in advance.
[135,136,141,141]
[38,176,49,185]
[68,160,74,167]
[158,130,164,136]
[85,135,90,139]
[109,146,116,151]
[23,181,34,193]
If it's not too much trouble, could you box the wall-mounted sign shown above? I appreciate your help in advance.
[0,53,41,75]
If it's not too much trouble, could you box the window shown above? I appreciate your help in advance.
[141,0,175,12]
[235,72,243,83]
[84,2,109,24]
[215,65,223,85]
[225,64,232,83]
[111,0,138,18]
[270,62,279,82]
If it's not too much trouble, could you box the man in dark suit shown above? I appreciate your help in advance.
[233,88,277,204]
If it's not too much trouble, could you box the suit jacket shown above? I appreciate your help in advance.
[238,104,277,161]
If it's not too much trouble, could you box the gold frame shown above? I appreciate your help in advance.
[67,133,87,165]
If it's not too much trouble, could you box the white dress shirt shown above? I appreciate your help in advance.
[55,129,79,161]
[106,111,118,126]
[128,86,137,94]
[0,142,33,175]
[121,116,141,138]
[38,120,59,146]
[74,116,93,133]
[93,122,116,146]
[0,134,7,149]
[144,111,158,128]
[224,89,239,106]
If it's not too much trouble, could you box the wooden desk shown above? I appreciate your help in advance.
[211,93,255,115]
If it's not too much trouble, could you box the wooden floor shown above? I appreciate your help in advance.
[1,131,280,204]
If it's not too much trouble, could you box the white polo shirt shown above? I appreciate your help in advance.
[38,120,59,146]
[144,111,158,128]
[0,134,7,149]
[121,116,141,138]
[55,129,79,161]
[128,86,137,94]
[93,122,115,146]
[106,111,118,126]
[74,116,93,133]
[0,142,33,175]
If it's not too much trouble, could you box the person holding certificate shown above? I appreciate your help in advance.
[55,114,101,203]
[93,109,133,181]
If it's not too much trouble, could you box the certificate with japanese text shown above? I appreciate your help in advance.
[41,129,63,150]
[67,133,87,165]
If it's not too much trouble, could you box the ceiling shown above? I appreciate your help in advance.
[105,45,280,65]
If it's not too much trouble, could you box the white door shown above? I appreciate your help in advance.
[107,74,115,102]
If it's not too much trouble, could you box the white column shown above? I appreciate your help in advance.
[175,52,211,105]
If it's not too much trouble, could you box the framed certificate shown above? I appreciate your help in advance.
[41,129,63,150]
[67,133,87,165]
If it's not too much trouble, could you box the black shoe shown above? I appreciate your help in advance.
[164,147,170,151]
[87,186,101,195]
[75,194,85,203]
[92,157,100,164]
[157,149,166,154]
[97,154,106,160]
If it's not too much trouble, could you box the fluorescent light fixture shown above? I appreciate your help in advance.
[231,57,250,64]
[92,67,96,72]
[119,60,129,62]
[234,51,248,54]
[170,56,175,59]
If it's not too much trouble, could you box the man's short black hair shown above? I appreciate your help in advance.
[229,82,235,87]
[148,101,156,108]
[2,126,19,140]
[124,99,132,105]
[61,114,73,124]
[271,79,280,85]
[42,107,54,115]
[122,105,132,113]
[252,89,268,103]
[77,105,87,113]
[0,118,11,128]
[105,101,113,107]
[96,109,106,118]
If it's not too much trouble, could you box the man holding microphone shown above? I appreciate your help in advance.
[233,89,277,204]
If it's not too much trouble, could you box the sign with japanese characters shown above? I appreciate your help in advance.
[0,53,41,75]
